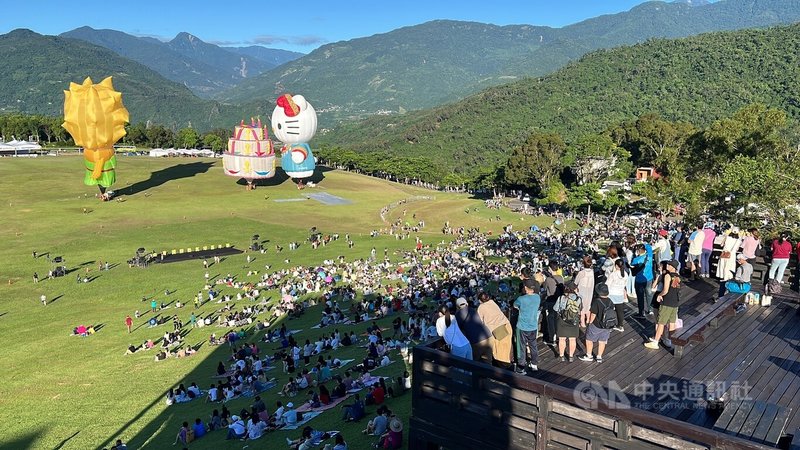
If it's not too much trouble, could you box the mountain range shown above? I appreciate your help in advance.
[318,23,800,175]
[1,0,799,133]
[219,0,800,122]
[0,29,235,129]
[60,27,302,97]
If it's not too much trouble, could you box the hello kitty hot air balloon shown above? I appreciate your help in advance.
[272,94,317,188]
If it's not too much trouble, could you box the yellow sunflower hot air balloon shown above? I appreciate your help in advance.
[62,76,129,200]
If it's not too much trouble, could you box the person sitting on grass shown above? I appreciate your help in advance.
[331,376,347,398]
[341,394,365,422]
[374,417,403,449]
[173,421,190,446]
[209,409,222,431]
[225,415,246,440]
[318,383,332,405]
[280,402,299,428]
[362,406,390,436]
[192,418,207,440]
[365,382,385,406]
[246,415,266,440]
[323,434,348,450]
[287,426,330,449]
[306,388,321,408]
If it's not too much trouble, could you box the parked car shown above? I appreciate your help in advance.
[522,194,531,202]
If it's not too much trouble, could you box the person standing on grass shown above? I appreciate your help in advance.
[40,294,46,306]
[151,298,158,313]
[33,272,38,283]
[579,284,614,363]
[645,261,682,350]
[125,315,133,333]
[513,278,541,373]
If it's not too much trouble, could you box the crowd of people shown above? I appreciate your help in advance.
[98,190,800,448]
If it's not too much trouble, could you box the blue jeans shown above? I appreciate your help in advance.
[673,246,683,271]
[701,249,712,276]
[635,280,653,315]
[769,258,789,282]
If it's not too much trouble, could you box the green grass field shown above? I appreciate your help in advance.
[0,156,559,450]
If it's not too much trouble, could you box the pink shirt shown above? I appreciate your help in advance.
[702,229,716,250]
[741,236,759,259]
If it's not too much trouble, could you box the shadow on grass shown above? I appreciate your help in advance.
[1,428,46,449]
[108,321,261,449]
[53,430,80,450]
[123,162,214,197]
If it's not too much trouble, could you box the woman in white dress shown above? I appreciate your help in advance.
[716,228,742,297]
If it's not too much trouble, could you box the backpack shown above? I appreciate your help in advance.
[597,297,618,329]
[560,294,581,326]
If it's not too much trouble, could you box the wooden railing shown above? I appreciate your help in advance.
[409,340,774,450]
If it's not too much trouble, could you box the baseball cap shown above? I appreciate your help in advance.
[658,229,668,237]
[456,297,468,308]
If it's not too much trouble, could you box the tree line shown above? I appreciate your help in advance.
[0,114,231,150]
[320,103,800,233]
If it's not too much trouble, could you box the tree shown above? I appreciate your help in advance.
[566,182,604,218]
[176,127,200,149]
[562,133,632,185]
[504,132,566,193]
[693,103,789,175]
[630,114,695,176]
[202,133,224,151]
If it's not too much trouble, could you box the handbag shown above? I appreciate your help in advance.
[492,324,509,341]
[720,251,731,259]
[442,324,455,353]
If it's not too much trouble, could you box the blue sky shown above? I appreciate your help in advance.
[1,0,668,53]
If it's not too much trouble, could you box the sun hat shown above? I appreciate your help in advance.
[286,402,294,408]
[389,418,403,432]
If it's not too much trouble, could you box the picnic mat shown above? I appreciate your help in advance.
[295,394,351,413]
[281,411,322,430]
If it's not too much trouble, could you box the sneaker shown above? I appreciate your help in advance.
[644,341,660,349]
[287,437,293,445]
[559,355,566,362]
[578,355,594,362]
[514,366,527,374]
[528,363,538,372]
[596,356,603,363]
[662,338,673,348]
[646,311,654,316]
[567,356,574,363]
[613,326,624,332]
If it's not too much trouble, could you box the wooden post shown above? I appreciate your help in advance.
[537,394,550,450]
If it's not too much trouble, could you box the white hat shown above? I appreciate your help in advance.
[456,297,468,307]
[286,402,294,408]
[736,253,747,260]
[231,415,240,421]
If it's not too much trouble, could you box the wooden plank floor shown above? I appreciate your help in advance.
[530,279,800,446]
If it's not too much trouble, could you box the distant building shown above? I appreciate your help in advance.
[635,167,661,182]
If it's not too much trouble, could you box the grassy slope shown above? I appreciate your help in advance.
[0,157,558,450]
